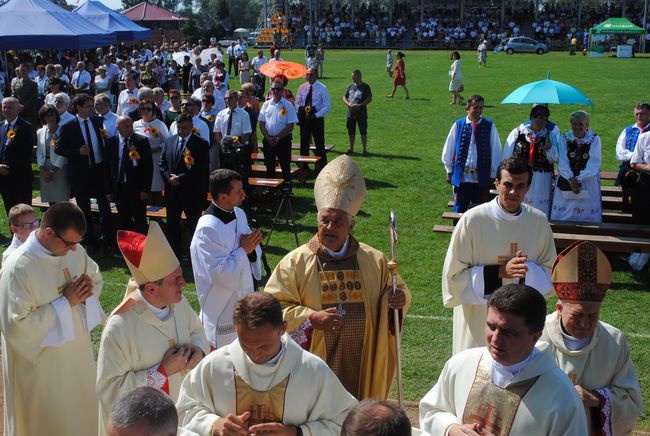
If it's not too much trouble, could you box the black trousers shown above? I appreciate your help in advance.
[263,136,292,185]
[115,183,147,234]
[299,116,326,171]
[0,174,32,215]
[164,187,202,257]
[228,56,237,76]
[73,162,113,246]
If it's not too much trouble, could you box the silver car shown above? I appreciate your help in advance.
[501,37,549,55]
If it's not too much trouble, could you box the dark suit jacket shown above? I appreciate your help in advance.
[55,115,106,186]
[1,117,35,182]
[160,133,209,200]
[104,133,153,196]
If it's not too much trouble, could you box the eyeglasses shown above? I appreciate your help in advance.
[52,228,81,248]
[13,219,40,229]
[140,107,153,112]
[181,102,193,107]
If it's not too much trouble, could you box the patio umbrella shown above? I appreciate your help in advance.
[171,51,195,66]
[501,73,592,105]
[260,61,307,79]
[234,28,249,34]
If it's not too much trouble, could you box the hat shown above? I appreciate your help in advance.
[314,155,366,216]
[551,241,611,303]
[117,221,179,286]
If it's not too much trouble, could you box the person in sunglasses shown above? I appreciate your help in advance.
[2,203,38,264]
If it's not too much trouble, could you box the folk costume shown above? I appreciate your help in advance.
[541,241,643,435]
[264,155,411,399]
[96,222,208,433]
[615,122,650,211]
[176,333,358,435]
[551,130,602,222]
[503,121,560,216]
[190,203,262,350]
[441,116,502,212]
[442,197,556,354]
[0,232,104,436]
[419,342,588,436]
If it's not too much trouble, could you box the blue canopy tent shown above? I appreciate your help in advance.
[0,0,117,50]
[73,0,151,42]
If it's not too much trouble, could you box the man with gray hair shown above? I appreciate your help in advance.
[95,93,118,138]
[341,400,413,436]
[54,92,75,128]
[107,387,179,436]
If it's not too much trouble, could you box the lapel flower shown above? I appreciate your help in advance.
[232,136,239,144]
[246,102,253,109]
[50,136,57,149]
[183,149,195,167]
[143,128,150,135]
[129,149,140,161]
[305,105,312,113]
[206,115,214,123]
[150,126,159,137]
[100,128,107,138]
[192,127,199,135]
[279,108,287,116]
[7,130,16,140]
[128,97,139,105]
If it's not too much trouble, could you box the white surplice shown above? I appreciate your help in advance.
[190,206,262,349]
[0,232,104,436]
[541,314,643,435]
[176,334,358,435]
[442,198,556,354]
[419,342,589,436]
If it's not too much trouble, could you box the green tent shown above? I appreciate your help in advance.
[589,18,645,35]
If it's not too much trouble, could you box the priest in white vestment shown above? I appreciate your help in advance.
[97,221,209,434]
[0,202,105,436]
[542,241,643,435]
[190,169,262,350]
[442,157,556,354]
[176,292,358,436]
[420,284,588,436]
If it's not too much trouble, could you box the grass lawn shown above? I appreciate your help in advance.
[3,49,649,428]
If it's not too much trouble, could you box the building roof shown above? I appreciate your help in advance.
[121,2,186,22]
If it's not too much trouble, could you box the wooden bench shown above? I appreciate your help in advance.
[442,210,635,226]
[251,164,300,177]
[32,197,183,220]
[432,223,650,253]
[258,143,335,152]
[485,190,623,209]
[250,153,321,164]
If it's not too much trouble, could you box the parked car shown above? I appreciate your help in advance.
[495,37,549,55]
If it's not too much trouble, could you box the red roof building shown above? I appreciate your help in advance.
[122,2,186,22]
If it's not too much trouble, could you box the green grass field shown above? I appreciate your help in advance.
[4,49,649,428]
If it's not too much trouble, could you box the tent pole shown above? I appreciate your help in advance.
[643,0,648,52]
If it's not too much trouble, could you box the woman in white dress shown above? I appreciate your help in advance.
[503,105,559,216]
[94,66,111,101]
[238,51,251,85]
[550,110,602,222]
[449,51,464,105]
[133,99,169,206]
[36,105,70,204]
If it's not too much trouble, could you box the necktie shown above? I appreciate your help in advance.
[305,85,313,108]
[0,121,8,164]
[83,120,96,165]
[176,138,185,168]
[45,130,52,160]
[118,138,129,183]
[226,111,233,136]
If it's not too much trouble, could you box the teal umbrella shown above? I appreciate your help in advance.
[501,73,592,105]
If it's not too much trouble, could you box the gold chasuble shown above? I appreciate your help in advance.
[235,370,289,425]
[462,356,539,435]
[264,235,410,399]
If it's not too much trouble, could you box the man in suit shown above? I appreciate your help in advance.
[0,97,35,215]
[104,116,152,234]
[56,93,113,253]
[160,113,209,257]
[11,64,38,127]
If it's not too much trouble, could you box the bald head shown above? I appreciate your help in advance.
[1,97,21,122]
[116,116,134,139]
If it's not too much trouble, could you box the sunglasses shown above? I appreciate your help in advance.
[52,228,81,248]
[181,102,193,107]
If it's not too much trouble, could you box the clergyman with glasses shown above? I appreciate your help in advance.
[0,201,105,436]
[2,203,38,264]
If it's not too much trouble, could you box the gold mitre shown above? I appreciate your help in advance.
[117,221,179,286]
[314,155,366,216]
[551,241,611,303]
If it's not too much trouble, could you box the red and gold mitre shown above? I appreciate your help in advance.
[551,241,611,303]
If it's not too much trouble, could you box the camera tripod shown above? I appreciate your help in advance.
[264,187,300,249]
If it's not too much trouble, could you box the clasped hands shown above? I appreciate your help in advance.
[448,423,496,436]
[161,344,204,375]
[212,411,299,436]
[61,274,94,307]
[240,230,263,254]
[499,250,528,280]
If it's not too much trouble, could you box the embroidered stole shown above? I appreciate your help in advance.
[234,370,289,426]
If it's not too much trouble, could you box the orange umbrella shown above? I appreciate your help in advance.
[259,61,307,80]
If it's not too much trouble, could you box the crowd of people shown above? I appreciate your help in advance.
[0,34,648,436]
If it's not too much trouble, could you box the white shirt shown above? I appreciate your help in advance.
[76,115,103,164]
[100,111,118,138]
[191,88,226,112]
[258,98,298,137]
[117,87,140,116]
[104,63,120,80]
[71,70,91,90]
[251,56,269,74]
[441,116,502,183]
[294,81,331,118]
[213,107,252,137]
[631,131,650,165]
[616,122,650,162]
